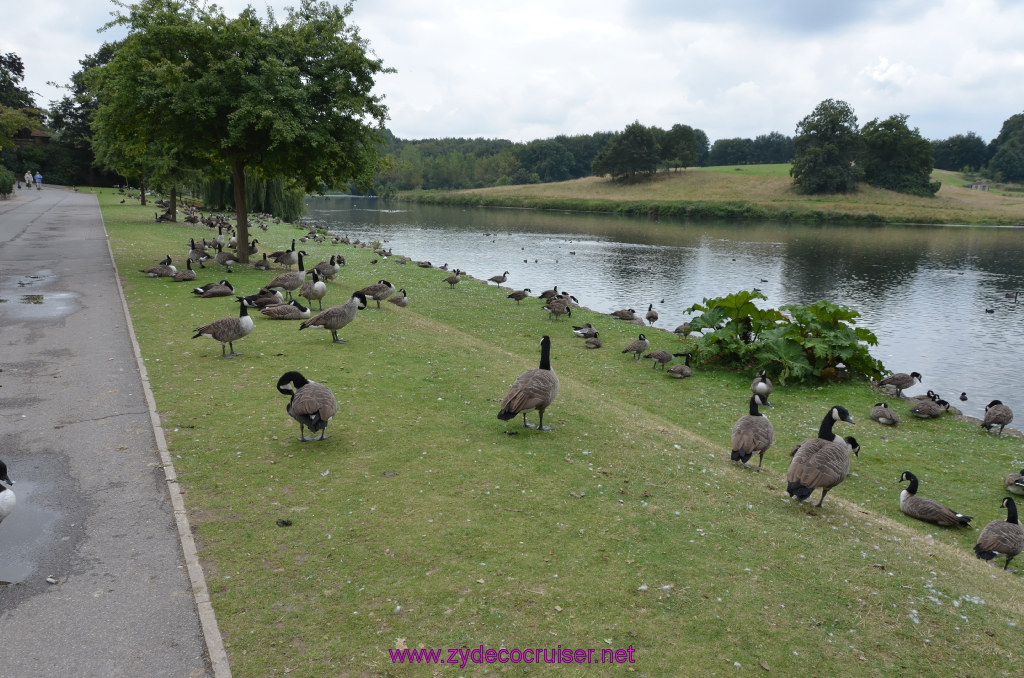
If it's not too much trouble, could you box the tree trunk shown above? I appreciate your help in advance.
[139,178,147,207]
[231,159,250,264]
[169,185,178,222]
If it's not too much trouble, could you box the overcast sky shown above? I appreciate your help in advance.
[6,0,1024,143]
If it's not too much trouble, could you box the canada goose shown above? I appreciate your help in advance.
[982,399,1014,435]
[488,271,509,285]
[387,288,409,307]
[644,350,686,370]
[621,333,650,360]
[188,239,209,268]
[666,353,693,378]
[1005,470,1024,495]
[611,308,637,321]
[746,370,772,398]
[172,259,197,282]
[584,333,602,349]
[270,239,298,269]
[0,459,14,525]
[542,297,572,320]
[572,323,598,339]
[867,402,898,426]
[299,270,328,310]
[140,255,177,277]
[960,392,968,402]
[192,280,235,298]
[237,287,284,308]
[645,304,658,326]
[507,289,532,304]
[731,394,775,470]
[417,260,432,268]
[897,471,972,527]
[974,497,1024,570]
[538,286,559,300]
[878,371,922,397]
[443,269,462,289]
[245,238,259,255]
[1005,291,1019,302]
[214,243,239,272]
[260,300,312,320]
[299,291,367,343]
[673,322,692,338]
[358,279,396,308]
[786,405,857,507]
[910,393,947,419]
[276,371,339,441]
[313,255,340,281]
[497,335,559,431]
[266,251,308,300]
[192,298,254,358]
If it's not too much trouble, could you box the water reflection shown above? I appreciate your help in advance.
[305,196,1024,420]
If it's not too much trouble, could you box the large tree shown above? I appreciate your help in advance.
[0,52,41,152]
[861,114,939,196]
[790,98,862,194]
[592,121,660,181]
[932,132,988,172]
[92,0,390,260]
[987,112,1024,183]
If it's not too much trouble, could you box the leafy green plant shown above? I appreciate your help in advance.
[687,291,885,384]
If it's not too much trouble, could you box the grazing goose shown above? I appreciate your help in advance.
[488,271,510,286]
[497,335,559,431]
[313,255,340,281]
[611,308,637,321]
[584,333,602,349]
[266,251,308,300]
[621,333,650,360]
[260,300,312,320]
[786,405,857,507]
[276,371,339,442]
[542,297,572,320]
[358,279,396,308]
[870,402,899,426]
[751,369,773,397]
[666,353,693,378]
[673,322,692,338]
[172,259,197,282]
[644,350,686,370]
[572,323,598,339]
[878,371,922,397]
[192,280,235,298]
[1005,469,1024,496]
[507,288,532,304]
[192,298,254,358]
[0,459,15,525]
[974,497,1024,570]
[299,269,328,310]
[299,291,367,343]
[214,243,239,272]
[270,239,298,269]
[253,253,272,271]
[898,471,972,527]
[645,303,659,326]
[982,399,1014,435]
[731,394,775,470]
[387,288,409,308]
[443,269,462,289]
[140,255,177,277]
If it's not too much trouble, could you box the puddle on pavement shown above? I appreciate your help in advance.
[0,480,58,585]
[0,270,79,321]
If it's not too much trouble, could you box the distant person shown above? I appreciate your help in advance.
[34,171,42,190]
[24,171,32,186]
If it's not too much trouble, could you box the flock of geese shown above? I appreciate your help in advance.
[131,226,1024,574]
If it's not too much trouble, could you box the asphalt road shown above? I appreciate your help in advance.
[0,186,221,677]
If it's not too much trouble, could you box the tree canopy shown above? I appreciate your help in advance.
[790,98,862,194]
[861,114,939,196]
[90,0,391,259]
[591,121,662,181]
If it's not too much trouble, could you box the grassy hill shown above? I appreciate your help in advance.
[100,187,1024,677]
[402,166,1024,226]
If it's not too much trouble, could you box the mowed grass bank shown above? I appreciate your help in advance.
[404,167,1024,226]
[98,188,1024,677]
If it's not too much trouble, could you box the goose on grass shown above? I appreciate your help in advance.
[497,336,559,432]
[192,298,254,358]
[276,371,339,442]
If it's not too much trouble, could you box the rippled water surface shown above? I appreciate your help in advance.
[306,196,1024,421]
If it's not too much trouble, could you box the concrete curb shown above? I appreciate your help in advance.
[102,214,233,678]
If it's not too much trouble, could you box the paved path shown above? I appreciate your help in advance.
[0,187,224,676]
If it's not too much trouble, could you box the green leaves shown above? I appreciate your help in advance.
[687,291,885,384]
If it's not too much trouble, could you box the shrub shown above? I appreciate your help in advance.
[0,166,14,198]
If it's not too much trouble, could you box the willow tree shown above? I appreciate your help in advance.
[92,0,390,260]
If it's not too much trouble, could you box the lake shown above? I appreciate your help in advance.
[305,195,1024,422]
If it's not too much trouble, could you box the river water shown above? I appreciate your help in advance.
[305,195,1024,421]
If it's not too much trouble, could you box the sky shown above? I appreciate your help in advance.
[5,0,1024,144]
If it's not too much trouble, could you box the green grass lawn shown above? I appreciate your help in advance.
[99,188,1024,677]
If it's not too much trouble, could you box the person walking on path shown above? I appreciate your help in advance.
[33,171,42,189]
[24,170,32,187]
